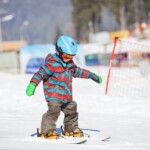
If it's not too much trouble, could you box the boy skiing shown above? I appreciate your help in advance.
[26,35,102,139]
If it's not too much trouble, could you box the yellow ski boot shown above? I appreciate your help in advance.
[37,128,59,139]
[63,131,74,136]
[46,130,60,139]
[73,128,84,138]
[38,133,46,138]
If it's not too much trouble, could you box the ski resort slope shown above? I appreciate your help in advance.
[0,67,150,150]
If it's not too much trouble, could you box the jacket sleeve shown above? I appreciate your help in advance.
[30,62,54,86]
[72,66,91,79]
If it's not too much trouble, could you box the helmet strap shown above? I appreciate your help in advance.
[56,44,66,62]
[56,43,62,56]
[56,50,62,58]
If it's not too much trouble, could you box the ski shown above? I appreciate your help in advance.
[31,128,87,144]
[30,135,87,144]
[30,127,110,144]
[90,136,111,142]
[61,136,87,144]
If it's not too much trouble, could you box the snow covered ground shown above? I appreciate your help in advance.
[0,67,150,150]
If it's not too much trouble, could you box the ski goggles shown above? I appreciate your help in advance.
[61,53,75,60]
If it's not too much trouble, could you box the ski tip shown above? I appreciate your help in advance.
[76,140,87,144]
[101,137,111,141]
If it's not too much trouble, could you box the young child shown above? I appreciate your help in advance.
[26,35,102,139]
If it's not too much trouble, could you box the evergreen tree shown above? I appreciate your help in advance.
[71,0,105,41]
[71,0,150,41]
[104,0,150,29]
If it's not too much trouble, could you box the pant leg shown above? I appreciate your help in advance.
[62,101,78,132]
[41,100,61,134]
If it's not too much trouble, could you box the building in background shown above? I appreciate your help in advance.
[20,44,55,74]
[0,41,27,72]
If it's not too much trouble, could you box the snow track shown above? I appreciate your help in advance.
[0,68,150,150]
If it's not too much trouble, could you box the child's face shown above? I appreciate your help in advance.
[61,53,75,62]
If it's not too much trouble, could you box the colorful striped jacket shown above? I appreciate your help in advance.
[30,53,91,103]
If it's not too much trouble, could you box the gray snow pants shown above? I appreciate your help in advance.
[41,100,78,134]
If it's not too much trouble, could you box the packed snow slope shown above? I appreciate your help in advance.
[0,67,150,150]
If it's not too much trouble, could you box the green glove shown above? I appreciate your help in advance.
[26,82,36,96]
[98,75,103,84]
[89,73,103,84]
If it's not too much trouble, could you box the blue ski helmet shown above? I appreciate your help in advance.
[56,35,78,55]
